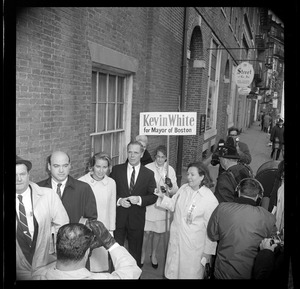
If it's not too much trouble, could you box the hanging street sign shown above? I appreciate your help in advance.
[234,62,254,88]
[238,87,251,95]
[139,112,197,135]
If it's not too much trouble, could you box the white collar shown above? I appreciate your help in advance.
[16,186,30,199]
[52,177,68,187]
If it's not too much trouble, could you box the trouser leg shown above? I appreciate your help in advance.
[127,227,144,268]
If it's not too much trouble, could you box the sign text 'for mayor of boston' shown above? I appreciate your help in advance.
[139,112,197,135]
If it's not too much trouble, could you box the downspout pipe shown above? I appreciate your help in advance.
[176,7,189,187]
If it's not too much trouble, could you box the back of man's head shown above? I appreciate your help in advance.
[237,178,264,200]
[56,223,94,263]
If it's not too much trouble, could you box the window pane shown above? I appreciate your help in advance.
[93,135,103,154]
[98,73,107,102]
[97,103,106,132]
[117,104,123,129]
[112,133,120,165]
[108,75,116,102]
[103,134,112,155]
[117,77,124,102]
[107,104,115,130]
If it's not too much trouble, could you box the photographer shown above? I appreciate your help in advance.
[211,127,252,176]
[252,235,284,281]
[34,221,141,279]
[214,144,252,203]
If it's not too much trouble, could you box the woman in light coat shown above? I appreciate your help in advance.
[79,152,116,272]
[141,145,178,268]
[155,161,218,279]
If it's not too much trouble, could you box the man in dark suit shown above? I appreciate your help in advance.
[37,151,97,223]
[110,140,157,268]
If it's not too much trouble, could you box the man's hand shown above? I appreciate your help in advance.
[165,177,173,188]
[86,220,116,250]
[154,188,164,198]
[127,195,140,205]
[259,238,277,252]
[120,197,132,208]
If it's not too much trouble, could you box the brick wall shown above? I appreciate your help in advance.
[16,7,92,182]
[16,7,185,181]
[16,7,260,182]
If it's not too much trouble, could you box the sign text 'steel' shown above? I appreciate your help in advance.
[234,62,254,88]
[139,112,197,135]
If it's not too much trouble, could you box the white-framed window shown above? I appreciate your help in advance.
[205,37,221,133]
[91,69,128,166]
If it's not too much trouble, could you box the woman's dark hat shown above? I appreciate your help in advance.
[218,145,240,159]
[16,155,32,171]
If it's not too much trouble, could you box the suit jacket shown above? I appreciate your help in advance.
[17,182,69,280]
[37,176,97,223]
[110,163,157,230]
[207,199,277,279]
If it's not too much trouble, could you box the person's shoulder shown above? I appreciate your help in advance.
[145,161,155,169]
[112,163,126,171]
[36,177,50,186]
[69,176,93,190]
[78,173,89,182]
[141,164,155,175]
[106,175,116,185]
[31,182,53,193]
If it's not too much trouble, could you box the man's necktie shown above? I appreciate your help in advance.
[17,195,32,245]
[56,183,62,198]
[130,166,135,194]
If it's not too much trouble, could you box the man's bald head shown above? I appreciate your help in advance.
[48,151,71,183]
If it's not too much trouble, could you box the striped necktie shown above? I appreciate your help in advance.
[56,183,62,198]
[17,194,32,245]
[129,166,135,194]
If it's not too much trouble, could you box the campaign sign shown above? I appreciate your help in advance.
[235,62,254,88]
[139,112,197,135]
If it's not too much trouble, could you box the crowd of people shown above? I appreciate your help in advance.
[16,123,285,281]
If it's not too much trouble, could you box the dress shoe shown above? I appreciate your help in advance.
[150,255,158,269]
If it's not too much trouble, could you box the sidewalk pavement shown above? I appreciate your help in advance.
[140,121,282,279]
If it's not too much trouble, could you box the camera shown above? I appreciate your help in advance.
[226,136,238,148]
[160,186,167,194]
[270,232,283,246]
[210,139,225,166]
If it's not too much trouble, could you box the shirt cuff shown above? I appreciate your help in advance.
[108,242,120,252]
[137,196,142,206]
[117,198,122,206]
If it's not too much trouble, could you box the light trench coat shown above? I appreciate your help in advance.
[16,182,69,280]
[78,173,116,272]
[157,183,219,279]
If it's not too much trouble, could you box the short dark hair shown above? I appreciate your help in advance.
[154,145,167,158]
[127,140,144,153]
[228,127,240,135]
[237,178,264,198]
[56,223,94,263]
[187,162,214,188]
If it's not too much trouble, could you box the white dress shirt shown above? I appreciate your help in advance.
[51,178,68,198]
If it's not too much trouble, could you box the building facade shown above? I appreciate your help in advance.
[16,7,271,183]
[256,8,284,122]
